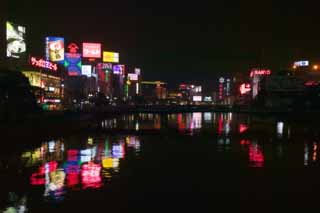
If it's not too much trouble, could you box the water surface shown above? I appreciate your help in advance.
[1,112,320,212]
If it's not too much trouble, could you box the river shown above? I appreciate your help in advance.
[0,112,319,212]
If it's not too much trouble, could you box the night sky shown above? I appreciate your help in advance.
[6,0,320,87]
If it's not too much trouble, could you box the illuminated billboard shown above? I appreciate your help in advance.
[83,43,101,58]
[97,63,112,82]
[64,43,82,76]
[65,53,81,76]
[113,65,125,75]
[128,73,138,81]
[81,65,92,77]
[294,61,309,67]
[6,21,26,58]
[45,37,65,63]
[97,63,112,71]
[103,51,119,63]
[193,96,202,102]
[250,69,271,77]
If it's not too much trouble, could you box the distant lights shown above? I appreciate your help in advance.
[313,65,319,70]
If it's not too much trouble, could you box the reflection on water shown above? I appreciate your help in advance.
[304,142,320,167]
[20,136,141,202]
[2,112,320,211]
[102,112,249,136]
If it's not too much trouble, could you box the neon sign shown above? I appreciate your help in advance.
[250,69,271,77]
[30,57,58,71]
[68,43,79,54]
[113,64,125,75]
[239,83,251,95]
[82,43,101,58]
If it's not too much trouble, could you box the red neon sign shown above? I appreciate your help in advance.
[67,43,79,54]
[30,57,58,71]
[240,83,251,95]
[250,69,271,77]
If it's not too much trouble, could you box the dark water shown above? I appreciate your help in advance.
[1,112,320,212]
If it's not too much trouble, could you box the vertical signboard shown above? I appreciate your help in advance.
[64,43,82,76]
[6,21,26,59]
[45,37,65,63]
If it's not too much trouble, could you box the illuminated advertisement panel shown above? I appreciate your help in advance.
[97,63,112,71]
[113,64,125,75]
[45,37,65,63]
[128,73,138,81]
[6,21,26,58]
[82,43,101,58]
[97,63,112,82]
[65,53,81,76]
[64,43,82,76]
[294,61,309,67]
[103,51,119,63]
[81,65,92,77]
[192,96,202,102]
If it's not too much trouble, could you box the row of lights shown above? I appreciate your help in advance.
[292,64,319,70]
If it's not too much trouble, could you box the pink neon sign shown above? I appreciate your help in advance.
[30,57,58,71]
[250,69,271,77]
[82,43,101,58]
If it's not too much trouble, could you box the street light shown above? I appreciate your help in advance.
[313,65,319,70]
[293,65,297,70]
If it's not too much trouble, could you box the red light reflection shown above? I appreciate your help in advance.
[67,173,79,188]
[81,162,102,189]
[30,161,58,185]
[177,114,185,131]
[67,149,78,161]
[249,144,264,168]
[218,114,223,135]
[239,124,249,133]
[240,139,250,145]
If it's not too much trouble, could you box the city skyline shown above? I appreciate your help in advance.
[5,0,320,86]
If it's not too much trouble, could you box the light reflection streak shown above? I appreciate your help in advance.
[24,136,141,201]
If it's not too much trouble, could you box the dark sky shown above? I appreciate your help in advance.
[6,0,320,87]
